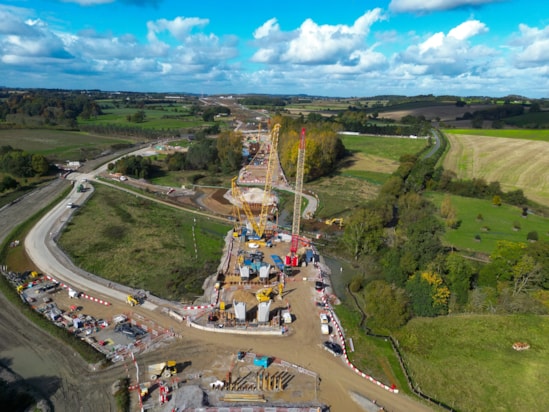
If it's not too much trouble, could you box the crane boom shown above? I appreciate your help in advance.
[258,123,281,238]
[232,123,281,239]
[290,128,306,254]
[231,176,261,237]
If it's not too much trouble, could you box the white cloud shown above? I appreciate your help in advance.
[147,16,209,43]
[512,24,549,67]
[253,18,279,39]
[448,20,487,40]
[389,0,502,13]
[251,9,384,66]
[400,19,491,75]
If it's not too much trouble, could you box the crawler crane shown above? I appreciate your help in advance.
[233,124,281,239]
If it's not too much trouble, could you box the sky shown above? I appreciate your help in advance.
[0,0,548,97]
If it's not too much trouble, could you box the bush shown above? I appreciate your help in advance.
[114,378,130,412]
[349,276,363,293]
[513,221,521,231]
[527,231,539,242]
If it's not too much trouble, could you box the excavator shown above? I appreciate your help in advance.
[325,218,344,228]
[126,294,141,306]
[255,287,273,302]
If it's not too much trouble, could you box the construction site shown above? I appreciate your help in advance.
[0,122,405,412]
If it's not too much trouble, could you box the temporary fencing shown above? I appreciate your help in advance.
[44,274,110,306]
[317,269,399,394]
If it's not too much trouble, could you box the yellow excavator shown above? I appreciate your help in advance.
[126,295,140,306]
[325,218,344,228]
[255,287,273,302]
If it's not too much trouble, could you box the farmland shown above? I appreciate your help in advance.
[426,192,549,254]
[0,129,136,162]
[442,131,549,206]
[395,314,549,412]
[78,105,225,130]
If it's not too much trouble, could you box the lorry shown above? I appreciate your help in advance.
[148,361,177,380]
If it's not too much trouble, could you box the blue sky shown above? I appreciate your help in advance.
[1,0,548,97]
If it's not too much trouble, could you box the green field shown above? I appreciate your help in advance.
[306,135,427,219]
[0,129,135,161]
[334,303,409,392]
[445,128,549,141]
[58,185,230,301]
[426,192,549,254]
[340,134,428,161]
[395,314,549,412]
[79,106,220,130]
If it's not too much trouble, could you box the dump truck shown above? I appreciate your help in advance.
[148,361,177,380]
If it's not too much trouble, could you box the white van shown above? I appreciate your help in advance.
[321,324,330,335]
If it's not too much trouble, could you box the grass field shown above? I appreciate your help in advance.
[426,192,549,254]
[306,135,427,219]
[0,129,135,161]
[333,303,409,393]
[340,134,428,161]
[445,128,549,141]
[394,314,549,412]
[78,107,219,130]
[58,185,230,302]
[442,132,549,206]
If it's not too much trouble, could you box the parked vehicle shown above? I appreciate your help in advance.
[321,323,330,335]
[115,322,146,338]
[282,310,292,324]
[323,341,343,356]
[319,313,329,324]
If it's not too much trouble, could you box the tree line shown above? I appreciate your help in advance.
[0,91,102,129]
[0,146,50,193]
[341,130,549,333]
[111,129,243,179]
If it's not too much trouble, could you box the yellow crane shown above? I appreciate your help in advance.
[232,124,281,239]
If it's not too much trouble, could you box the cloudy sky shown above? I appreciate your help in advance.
[1,0,548,97]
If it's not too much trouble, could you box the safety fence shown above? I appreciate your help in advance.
[44,274,111,306]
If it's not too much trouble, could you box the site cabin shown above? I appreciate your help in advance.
[253,356,271,368]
